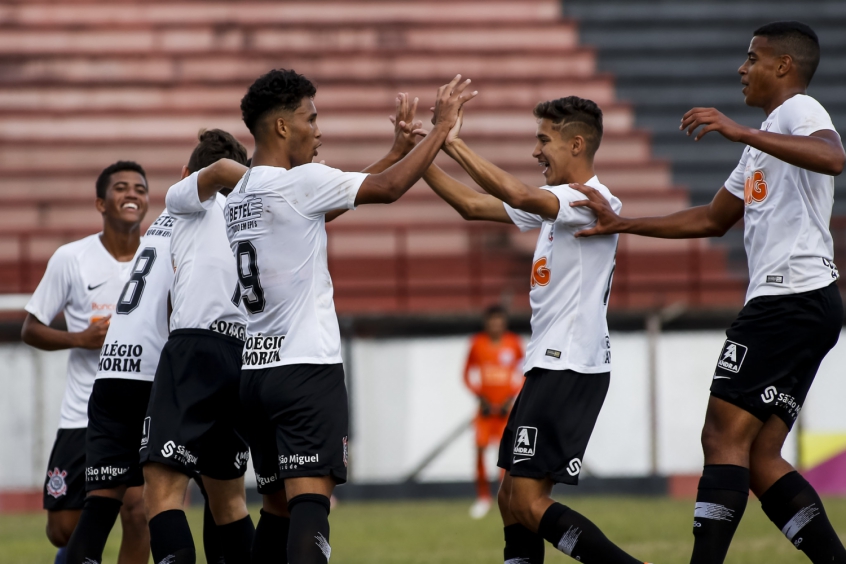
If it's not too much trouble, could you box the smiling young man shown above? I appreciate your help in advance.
[421,97,649,564]
[22,161,150,564]
[225,68,474,564]
[570,21,846,564]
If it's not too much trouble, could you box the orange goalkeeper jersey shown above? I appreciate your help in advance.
[464,332,524,407]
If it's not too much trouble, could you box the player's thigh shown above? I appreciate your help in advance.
[749,415,794,494]
[285,476,335,500]
[701,395,764,463]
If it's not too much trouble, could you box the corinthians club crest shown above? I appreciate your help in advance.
[46,467,68,498]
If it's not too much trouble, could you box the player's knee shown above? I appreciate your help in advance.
[508,493,537,526]
[700,422,725,459]
[45,520,72,548]
[262,490,290,518]
[120,494,148,532]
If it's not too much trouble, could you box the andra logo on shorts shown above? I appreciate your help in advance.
[717,340,748,373]
[513,426,537,457]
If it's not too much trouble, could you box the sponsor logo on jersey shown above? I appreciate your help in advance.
[761,386,778,403]
[823,258,840,280]
[146,213,175,238]
[744,169,768,205]
[140,417,151,448]
[226,195,263,233]
[242,334,285,367]
[766,275,784,283]
[86,465,128,481]
[46,467,68,498]
[717,340,747,373]
[161,441,197,466]
[545,349,561,359]
[87,281,107,291]
[531,257,551,287]
[760,387,802,419]
[513,426,537,457]
[234,451,250,470]
[98,341,143,373]
[279,453,319,471]
[566,458,582,477]
[209,319,247,340]
[256,474,278,488]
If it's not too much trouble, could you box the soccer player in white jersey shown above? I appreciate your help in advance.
[419,97,650,564]
[571,21,846,564]
[225,68,474,564]
[139,130,253,564]
[22,161,150,564]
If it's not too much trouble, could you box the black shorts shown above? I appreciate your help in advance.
[241,363,349,494]
[711,282,842,429]
[497,368,609,485]
[44,428,86,510]
[86,378,152,491]
[140,329,250,480]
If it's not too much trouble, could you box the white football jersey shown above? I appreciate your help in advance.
[724,94,840,302]
[25,234,134,428]
[166,173,246,339]
[504,176,621,374]
[96,210,175,382]
[225,164,367,369]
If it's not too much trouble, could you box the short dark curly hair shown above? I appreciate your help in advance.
[533,96,604,156]
[754,21,820,86]
[187,129,249,173]
[240,69,317,135]
[95,161,147,199]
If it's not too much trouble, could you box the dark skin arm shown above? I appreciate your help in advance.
[195,159,250,202]
[569,184,745,239]
[21,313,110,351]
[681,108,846,176]
[354,75,478,206]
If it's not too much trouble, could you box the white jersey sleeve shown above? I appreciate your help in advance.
[25,246,73,326]
[724,148,749,200]
[97,210,175,382]
[503,203,543,232]
[277,163,366,219]
[778,94,838,137]
[543,184,622,223]
[165,172,214,216]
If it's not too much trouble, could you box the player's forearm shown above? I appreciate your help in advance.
[197,159,249,201]
[21,316,81,351]
[444,139,534,208]
[739,129,845,176]
[617,206,729,239]
[423,164,489,221]
[363,125,450,203]
[361,148,405,175]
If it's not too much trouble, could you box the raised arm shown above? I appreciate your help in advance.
[423,164,512,223]
[354,75,477,206]
[570,184,744,239]
[195,159,250,202]
[681,108,845,176]
[22,314,109,351]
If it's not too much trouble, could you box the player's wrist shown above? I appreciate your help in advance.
[735,126,757,145]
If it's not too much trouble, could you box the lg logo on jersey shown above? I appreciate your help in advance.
[744,169,768,205]
[531,257,551,287]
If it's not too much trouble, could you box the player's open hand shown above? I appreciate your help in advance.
[76,315,111,349]
[681,107,749,142]
[432,75,478,132]
[569,183,626,237]
[388,93,424,156]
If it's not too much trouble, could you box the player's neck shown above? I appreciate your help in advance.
[761,85,806,115]
[251,145,292,170]
[100,222,141,262]
[558,162,595,186]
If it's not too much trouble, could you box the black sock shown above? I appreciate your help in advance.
[198,481,224,564]
[64,495,122,564]
[504,523,545,563]
[287,494,331,564]
[690,464,749,564]
[760,471,846,563]
[538,502,641,563]
[253,509,290,563]
[149,509,196,564]
[216,515,255,564]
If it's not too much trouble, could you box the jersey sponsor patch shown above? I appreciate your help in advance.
[513,426,537,457]
[744,169,768,205]
[242,334,285,367]
[226,194,263,233]
[717,340,747,373]
[208,319,246,340]
[767,275,784,283]
[98,341,144,373]
[545,349,561,359]
[530,257,551,287]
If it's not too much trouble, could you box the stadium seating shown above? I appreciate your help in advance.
[0,0,750,312]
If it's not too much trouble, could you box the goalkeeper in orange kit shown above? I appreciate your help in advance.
[464,305,524,519]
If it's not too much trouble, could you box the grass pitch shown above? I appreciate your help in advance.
[3,496,846,563]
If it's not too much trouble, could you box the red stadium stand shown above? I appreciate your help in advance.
[0,0,751,313]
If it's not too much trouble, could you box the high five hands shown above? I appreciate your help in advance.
[388,92,425,156]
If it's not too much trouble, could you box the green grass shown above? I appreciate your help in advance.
[3,496,846,563]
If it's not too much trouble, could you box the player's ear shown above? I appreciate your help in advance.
[179,165,191,180]
[95,196,107,214]
[275,116,289,140]
[571,134,586,157]
[776,54,792,78]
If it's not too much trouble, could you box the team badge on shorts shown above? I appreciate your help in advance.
[46,467,68,498]
[717,340,748,373]
[513,426,537,457]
